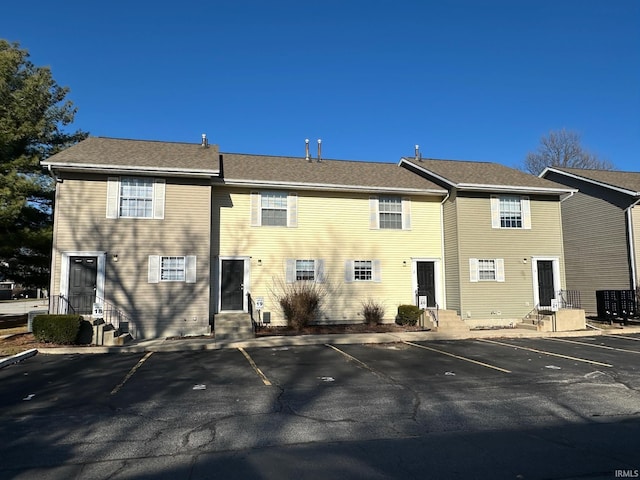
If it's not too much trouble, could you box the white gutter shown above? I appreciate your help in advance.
[41,162,220,178]
[221,179,447,196]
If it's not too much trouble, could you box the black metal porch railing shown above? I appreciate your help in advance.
[557,290,581,309]
[48,295,131,333]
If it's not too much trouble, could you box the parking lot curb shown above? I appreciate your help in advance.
[0,348,38,368]
[15,325,640,356]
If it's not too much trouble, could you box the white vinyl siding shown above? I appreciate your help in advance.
[369,196,411,230]
[250,191,298,227]
[491,195,531,229]
[344,259,381,282]
[469,258,505,282]
[285,259,325,283]
[106,177,165,219]
[148,255,196,283]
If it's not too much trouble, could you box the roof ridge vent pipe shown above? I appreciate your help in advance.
[201,133,208,148]
[305,138,310,161]
[415,144,421,161]
[317,138,322,162]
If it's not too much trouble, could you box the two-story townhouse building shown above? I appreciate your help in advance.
[42,137,219,339]
[214,151,447,326]
[541,167,640,314]
[400,156,576,328]
[43,137,448,338]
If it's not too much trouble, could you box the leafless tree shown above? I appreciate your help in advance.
[524,129,614,175]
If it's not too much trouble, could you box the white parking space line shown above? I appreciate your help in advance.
[548,337,640,354]
[325,344,390,380]
[111,352,153,395]
[478,339,613,367]
[404,341,511,373]
[604,334,640,342]
[238,348,272,386]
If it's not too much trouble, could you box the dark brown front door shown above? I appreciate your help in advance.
[68,256,97,314]
[221,260,244,310]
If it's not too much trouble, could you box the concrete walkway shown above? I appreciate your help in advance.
[2,323,640,369]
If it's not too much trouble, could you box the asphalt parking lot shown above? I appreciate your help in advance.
[1,334,640,479]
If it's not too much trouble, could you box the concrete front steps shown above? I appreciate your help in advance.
[214,313,255,342]
[93,321,133,346]
[425,309,471,333]
[517,309,586,332]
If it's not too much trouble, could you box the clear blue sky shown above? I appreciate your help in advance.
[2,0,639,171]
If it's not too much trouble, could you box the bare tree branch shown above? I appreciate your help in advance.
[524,129,614,175]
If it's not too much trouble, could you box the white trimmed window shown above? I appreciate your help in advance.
[369,196,411,230]
[285,259,325,283]
[491,195,531,229]
[251,191,298,227]
[345,260,381,282]
[469,258,505,282]
[106,177,165,219]
[148,255,196,283]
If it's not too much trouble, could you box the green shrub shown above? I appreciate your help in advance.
[395,305,423,326]
[32,314,84,344]
[362,299,385,325]
[279,282,325,331]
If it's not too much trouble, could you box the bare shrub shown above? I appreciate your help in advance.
[361,299,385,325]
[277,282,326,331]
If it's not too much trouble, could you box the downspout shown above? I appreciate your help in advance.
[626,198,640,293]
[47,164,62,183]
[439,192,451,310]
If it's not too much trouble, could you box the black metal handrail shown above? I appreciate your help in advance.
[48,294,132,335]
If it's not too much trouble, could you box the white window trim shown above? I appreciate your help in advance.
[148,255,196,283]
[285,259,325,283]
[344,259,381,283]
[106,177,165,219]
[469,258,505,282]
[490,195,531,230]
[250,191,298,227]
[369,196,411,230]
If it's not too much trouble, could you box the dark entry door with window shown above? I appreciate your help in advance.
[416,261,436,308]
[68,256,97,314]
[221,259,244,310]
[537,260,555,308]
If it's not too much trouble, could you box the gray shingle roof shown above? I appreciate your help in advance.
[552,167,640,195]
[44,137,446,194]
[43,137,220,175]
[401,157,573,193]
[220,153,446,193]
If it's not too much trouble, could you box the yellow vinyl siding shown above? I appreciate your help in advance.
[455,194,565,321]
[50,174,211,338]
[215,188,443,324]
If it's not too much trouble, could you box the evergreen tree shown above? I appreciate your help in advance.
[0,39,87,289]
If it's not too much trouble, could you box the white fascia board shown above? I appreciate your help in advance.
[41,161,220,178]
[541,167,640,197]
[222,179,447,196]
[456,184,577,195]
[398,158,457,187]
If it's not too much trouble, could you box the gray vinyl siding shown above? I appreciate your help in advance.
[559,191,631,312]
[443,191,460,313]
[50,173,212,338]
[544,170,636,313]
[455,193,565,321]
[634,206,640,289]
